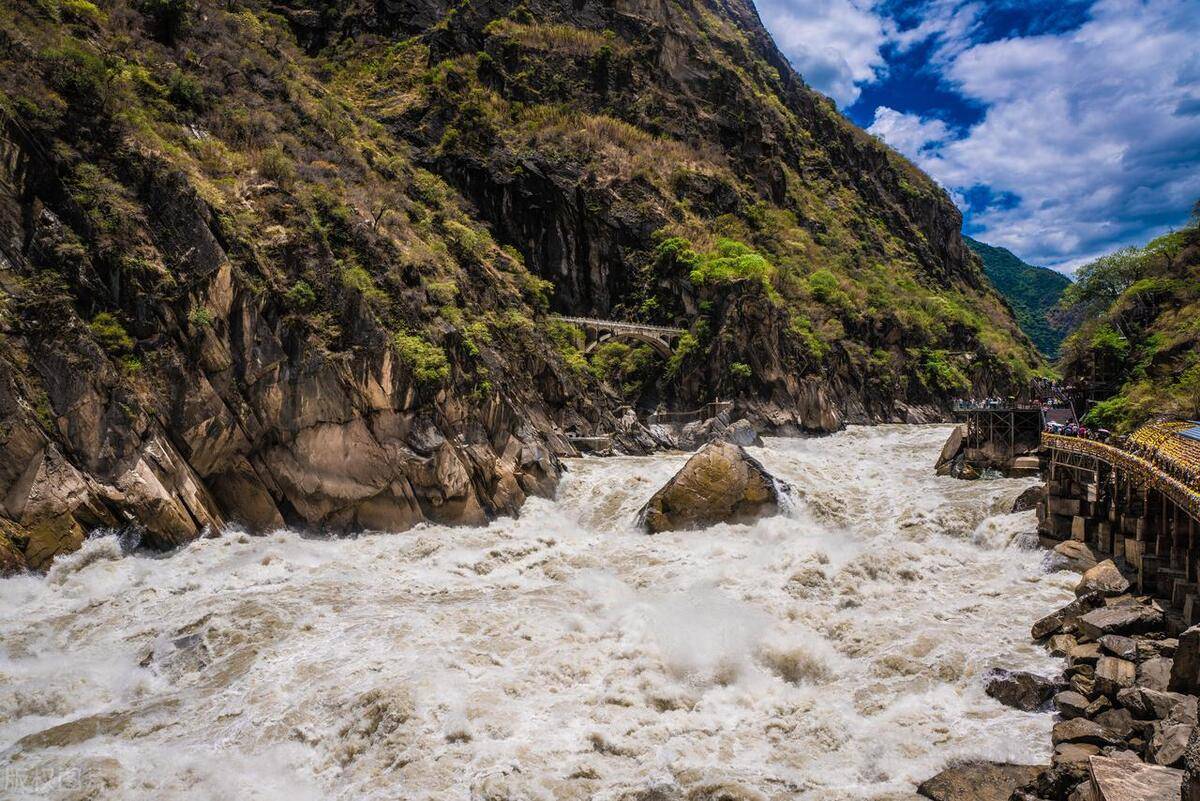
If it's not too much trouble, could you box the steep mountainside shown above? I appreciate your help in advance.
[0,0,1039,571]
[965,236,1073,358]
[1059,209,1200,432]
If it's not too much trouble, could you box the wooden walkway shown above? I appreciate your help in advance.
[1042,433,1200,524]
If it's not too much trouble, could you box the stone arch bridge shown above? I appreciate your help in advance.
[552,316,685,358]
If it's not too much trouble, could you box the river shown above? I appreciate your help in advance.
[0,425,1075,800]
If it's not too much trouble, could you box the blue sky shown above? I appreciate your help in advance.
[755,0,1200,274]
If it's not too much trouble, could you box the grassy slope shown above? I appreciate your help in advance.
[1059,215,1200,431]
[965,236,1072,358]
[322,2,1043,406]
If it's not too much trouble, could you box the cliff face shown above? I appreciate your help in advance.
[0,0,1039,571]
[300,0,1040,424]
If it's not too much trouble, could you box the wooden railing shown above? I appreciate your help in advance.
[1042,433,1200,521]
[647,401,733,426]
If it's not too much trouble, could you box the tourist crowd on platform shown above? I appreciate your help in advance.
[1048,419,1200,491]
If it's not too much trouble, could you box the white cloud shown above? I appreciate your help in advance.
[758,0,890,105]
[817,0,1200,273]
[866,107,951,159]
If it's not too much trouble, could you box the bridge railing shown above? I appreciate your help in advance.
[647,401,733,426]
[551,315,685,336]
[1042,432,1200,521]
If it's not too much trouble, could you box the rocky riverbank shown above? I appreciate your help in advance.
[921,536,1200,800]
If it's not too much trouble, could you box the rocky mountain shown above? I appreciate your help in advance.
[1058,208,1200,432]
[965,236,1073,358]
[0,0,1040,572]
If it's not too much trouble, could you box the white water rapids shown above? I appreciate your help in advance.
[0,425,1077,800]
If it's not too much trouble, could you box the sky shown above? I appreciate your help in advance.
[755,0,1200,274]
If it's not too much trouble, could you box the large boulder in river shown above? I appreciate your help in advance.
[638,442,789,533]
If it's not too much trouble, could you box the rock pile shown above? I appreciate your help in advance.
[920,556,1200,800]
[1020,575,1193,798]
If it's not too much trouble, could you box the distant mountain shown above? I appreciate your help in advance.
[966,237,1073,357]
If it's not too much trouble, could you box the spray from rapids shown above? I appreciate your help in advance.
[0,426,1075,800]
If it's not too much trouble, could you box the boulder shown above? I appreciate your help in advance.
[1056,743,1102,766]
[1057,690,1092,719]
[1077,603,1165,641]
[637,442,790,533]
[675,416,763,451]
[1171,625,1200,694]
[1033,593,1105,640]
[1099,635,1138,661]
[1093,708,1135,739]
[1094,657,1137,698]
[1183,726,1200,801]
[1011,485,1043,513]
[917,760,1044,801]
[1116,687,1197,722]
[1148,722,1193,767]
[1070,642,1103,666]
[1088,754,1183,801]
[1138,639,1177,660]
[1137,657,1172,692]
[985,669,1059,711]
[934,425,966,477]
[1051,634,1080,657]
[1076,561,1131,598]
[1053,718,1122,747]
[1049,541,1099,574]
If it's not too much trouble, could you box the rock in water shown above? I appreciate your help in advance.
[985,669,1059,711]
[1011,485,1043,513]
[917,761,1043,801]
[1075,560,1131,598]
[638,442,789,533]
[934,425,966,477]
[1048,541,1099,574]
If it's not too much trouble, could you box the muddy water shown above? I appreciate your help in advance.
[0,426,1075,800]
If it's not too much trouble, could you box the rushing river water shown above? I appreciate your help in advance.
[0,426,1076,800]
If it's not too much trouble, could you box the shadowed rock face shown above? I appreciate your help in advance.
[638,441,788,533]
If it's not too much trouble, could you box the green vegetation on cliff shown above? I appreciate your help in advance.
[965,237,1073,358]
[1059,207,1200,431]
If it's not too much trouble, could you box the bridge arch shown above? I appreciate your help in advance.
[583,331,674,359]
[551,316,684,360]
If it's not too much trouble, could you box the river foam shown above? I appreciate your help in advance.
[0,425,1075,800]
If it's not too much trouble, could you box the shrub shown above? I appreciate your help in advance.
[730,361,752,380]
[188,307,213,328]
[284,280,316,310]
[666,331,699,378]
[89,312,134,353]
[167,69,205,111]
[1082,396,1130,431]
[392,332,450,385]
[257,145,295,188]
[688,239,775,291]
[919,349,970,394]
